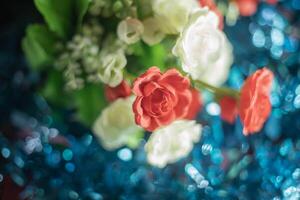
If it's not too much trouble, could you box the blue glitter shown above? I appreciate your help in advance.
[62,149,73,161]
[65,162,75,173]
[1,147,10,158]
[117,148,132,161]
[252,29,266,48]
[271,28,284,46]
[206,102,220,116]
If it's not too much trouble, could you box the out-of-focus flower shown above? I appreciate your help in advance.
[145,120,202,168]
[105,80,131,102]
[152,0,198,34]
[185,89,203,120]
[93,97,142,150]
[132,67,192,131]
[235,0,258,17]
[219,96,238,123]
[97,50,127,87]
[142,17,165,45]
[173,8,233,86]
[239,68,274,135]
[266,0,277,5]
[199,0,224,29]
[55,21,103,90]
[117,18,144,44]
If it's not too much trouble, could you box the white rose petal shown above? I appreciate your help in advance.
[152,0,199,34]
[117,18,144,44]
[93,97,143,150]
[145,120,202,168]
[173,8,233,86]
[97,50,126,87]
[142,17,165,45]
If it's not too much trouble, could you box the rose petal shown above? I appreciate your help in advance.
[133,67,161,96]
[174,90,192,118]
[158,68,190,91]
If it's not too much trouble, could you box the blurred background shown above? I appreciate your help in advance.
[1,0,300,199]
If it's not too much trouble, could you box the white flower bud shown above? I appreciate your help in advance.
[97,50,126,87]
[142,18,165,45]
[117,18,144,44]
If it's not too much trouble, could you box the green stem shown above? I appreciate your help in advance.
[194,80,240,99]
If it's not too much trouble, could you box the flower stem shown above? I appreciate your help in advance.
[194,80,240,99]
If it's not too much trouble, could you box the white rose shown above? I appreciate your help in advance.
[145,120,202,168]
[142,17,165,45]
[152,0,198,34]
[97,49,126,87]
[93,97,143,150]
[173,8,233,86]
[117,18,144,44]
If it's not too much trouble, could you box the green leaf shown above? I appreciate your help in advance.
[73,84,107,126]
[126,42,168,76]
[34,0,73,39]
[75,0,92,30]
[40,70,69,106]
[34,0,91,39]
[22,24,57,70]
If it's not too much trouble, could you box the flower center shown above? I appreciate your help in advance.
[147,89,173,116]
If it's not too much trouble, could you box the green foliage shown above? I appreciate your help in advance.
[40,70,69,106]
[72,84,108,126]
[23,0,91,70]
[127,42,168,75]
[22,24,57,70]
[34,0,73,39]
[34,0,91,39]
[75,0,92,32]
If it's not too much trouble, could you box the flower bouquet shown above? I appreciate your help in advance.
[22,0,274,168]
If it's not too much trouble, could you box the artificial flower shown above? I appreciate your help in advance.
[105,80,131,102]
[145,120,202,168]
[151,0,198,34]
[219,96,238,123]
[235,0,258,17]
[239,68,274,135]
[97,50,127,87]
[142,17,165,45]
[93,97,143,150]
[117,18,144,44]
[132,67,192,131]
[173,8,233,86]
[199,0,224,29]
[185,89,203,120]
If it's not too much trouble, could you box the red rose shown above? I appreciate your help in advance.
[219,96,238,124]
[199,0,224,29]
[185,89,203,120]
[132,67,192,131]
[105,80,131,102]
[239,68,274,135]
[236,0,258,17]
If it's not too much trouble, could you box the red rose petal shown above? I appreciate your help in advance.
[219,96,238,124]
[239,68,274,135]
[185,89,203,120]
[133,67,161,96]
